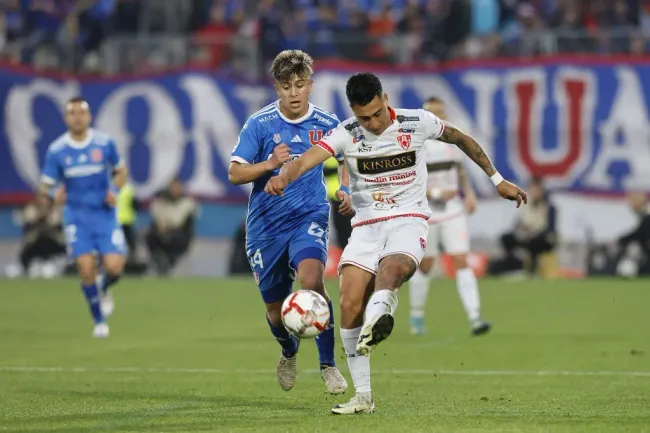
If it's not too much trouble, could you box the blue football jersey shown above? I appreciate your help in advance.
[41,129,123,212]
[231,101,341,240]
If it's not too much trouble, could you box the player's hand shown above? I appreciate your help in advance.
[336,189,355,217]
[105,191,117,207]
[54,186,66,205]
[267,143,292,170]
[496,180,527,208]
[265,174,289,196]
[464,193,477,214]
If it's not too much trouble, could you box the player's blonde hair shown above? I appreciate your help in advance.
[270,50,313,83]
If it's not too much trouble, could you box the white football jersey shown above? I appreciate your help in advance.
[424,138,465,220]
[318,107,445,227]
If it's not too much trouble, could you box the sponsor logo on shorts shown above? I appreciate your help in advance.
[420,237,427,251]
[357,151,416,175]
[253,272,260,285]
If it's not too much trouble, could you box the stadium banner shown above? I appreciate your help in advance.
[1,60,650,203]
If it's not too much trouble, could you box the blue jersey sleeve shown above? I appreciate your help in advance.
[106,138,124,168]
[231,119,262,164]
[41,148,62,185]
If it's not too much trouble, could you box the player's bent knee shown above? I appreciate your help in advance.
[451,254,468,270]
[377,255,417,288]
[419,256,435,274]
[297,273,325,293]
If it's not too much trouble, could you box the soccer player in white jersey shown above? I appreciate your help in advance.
[265,73,527,414]
[408,97,491,337]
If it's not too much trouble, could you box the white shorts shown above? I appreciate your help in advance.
[338,217,429,275]
[425,213,470,257]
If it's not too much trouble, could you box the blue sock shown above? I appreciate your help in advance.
[81,283,104,324]
[100,272,120,293]
[315,300,336,367]
[266,314,298,358]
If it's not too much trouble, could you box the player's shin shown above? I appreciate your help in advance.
[456,267,480,322]
[364,289,399,323]
[266,313,298,357]
[340,326,371,395]
[315,299,336,367]
[408,268,432,334]
[81,282,104,324]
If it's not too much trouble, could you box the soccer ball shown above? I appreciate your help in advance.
[281,290,330,338]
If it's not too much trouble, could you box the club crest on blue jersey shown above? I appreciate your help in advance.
[91,148,103,162]
[273,133,281,144]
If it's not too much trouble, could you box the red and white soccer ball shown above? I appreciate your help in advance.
[281,290,330,339]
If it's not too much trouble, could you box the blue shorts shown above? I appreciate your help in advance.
[63,208,127,260]
[246,215,329,304]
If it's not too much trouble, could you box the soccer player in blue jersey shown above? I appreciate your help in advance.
[39,97,127,338]
[229,50,352,394]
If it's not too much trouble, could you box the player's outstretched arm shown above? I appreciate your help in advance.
[229,143,291,185]
[439,123,528,207]
[265,146,331,196]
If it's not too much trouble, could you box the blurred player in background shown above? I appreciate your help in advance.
[408,97,491,336]
[266,73,526,414]
[228,50,351,394]
[39,97,127,338]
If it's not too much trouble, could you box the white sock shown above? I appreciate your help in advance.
[365,289,399,323]
[408,269,431,319]
[456,267,480,321]
[340,326,371,394]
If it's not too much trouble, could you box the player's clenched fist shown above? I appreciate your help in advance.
[267,143,292,170]
[265,174,289,196]
[336,190,355,217]
[496,180,527,208]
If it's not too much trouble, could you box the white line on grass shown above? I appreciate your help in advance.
[1,366,649,377]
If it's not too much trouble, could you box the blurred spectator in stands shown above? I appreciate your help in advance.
[193,1,236,68]
[0,0,22,61]
[146,179,198,276]
[21,0,76,67]
[488,177,557,276]
[307,4,339,58]
[258,0,286,70]
[15,192,66,277]
[501,2,545,56]
[338,9,370,61]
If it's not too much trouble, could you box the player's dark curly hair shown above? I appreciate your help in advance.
[346,73,383,107]
[270,50,313,83]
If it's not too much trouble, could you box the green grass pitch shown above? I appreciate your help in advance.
[1,277,649,432]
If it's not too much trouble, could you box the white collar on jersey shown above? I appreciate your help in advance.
[65,128,95,149]
[274,100,314,124]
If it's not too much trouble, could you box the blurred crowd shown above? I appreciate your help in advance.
[0,0,647,75]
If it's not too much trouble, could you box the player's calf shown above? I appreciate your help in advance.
[357,254,416,355]
[97,254,125,317]
[76,254,107,335]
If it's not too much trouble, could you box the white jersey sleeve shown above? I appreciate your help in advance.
[421,109,445,141]
[316,123,352,158]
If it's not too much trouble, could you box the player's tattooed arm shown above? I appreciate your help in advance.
[439,124,496,177]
